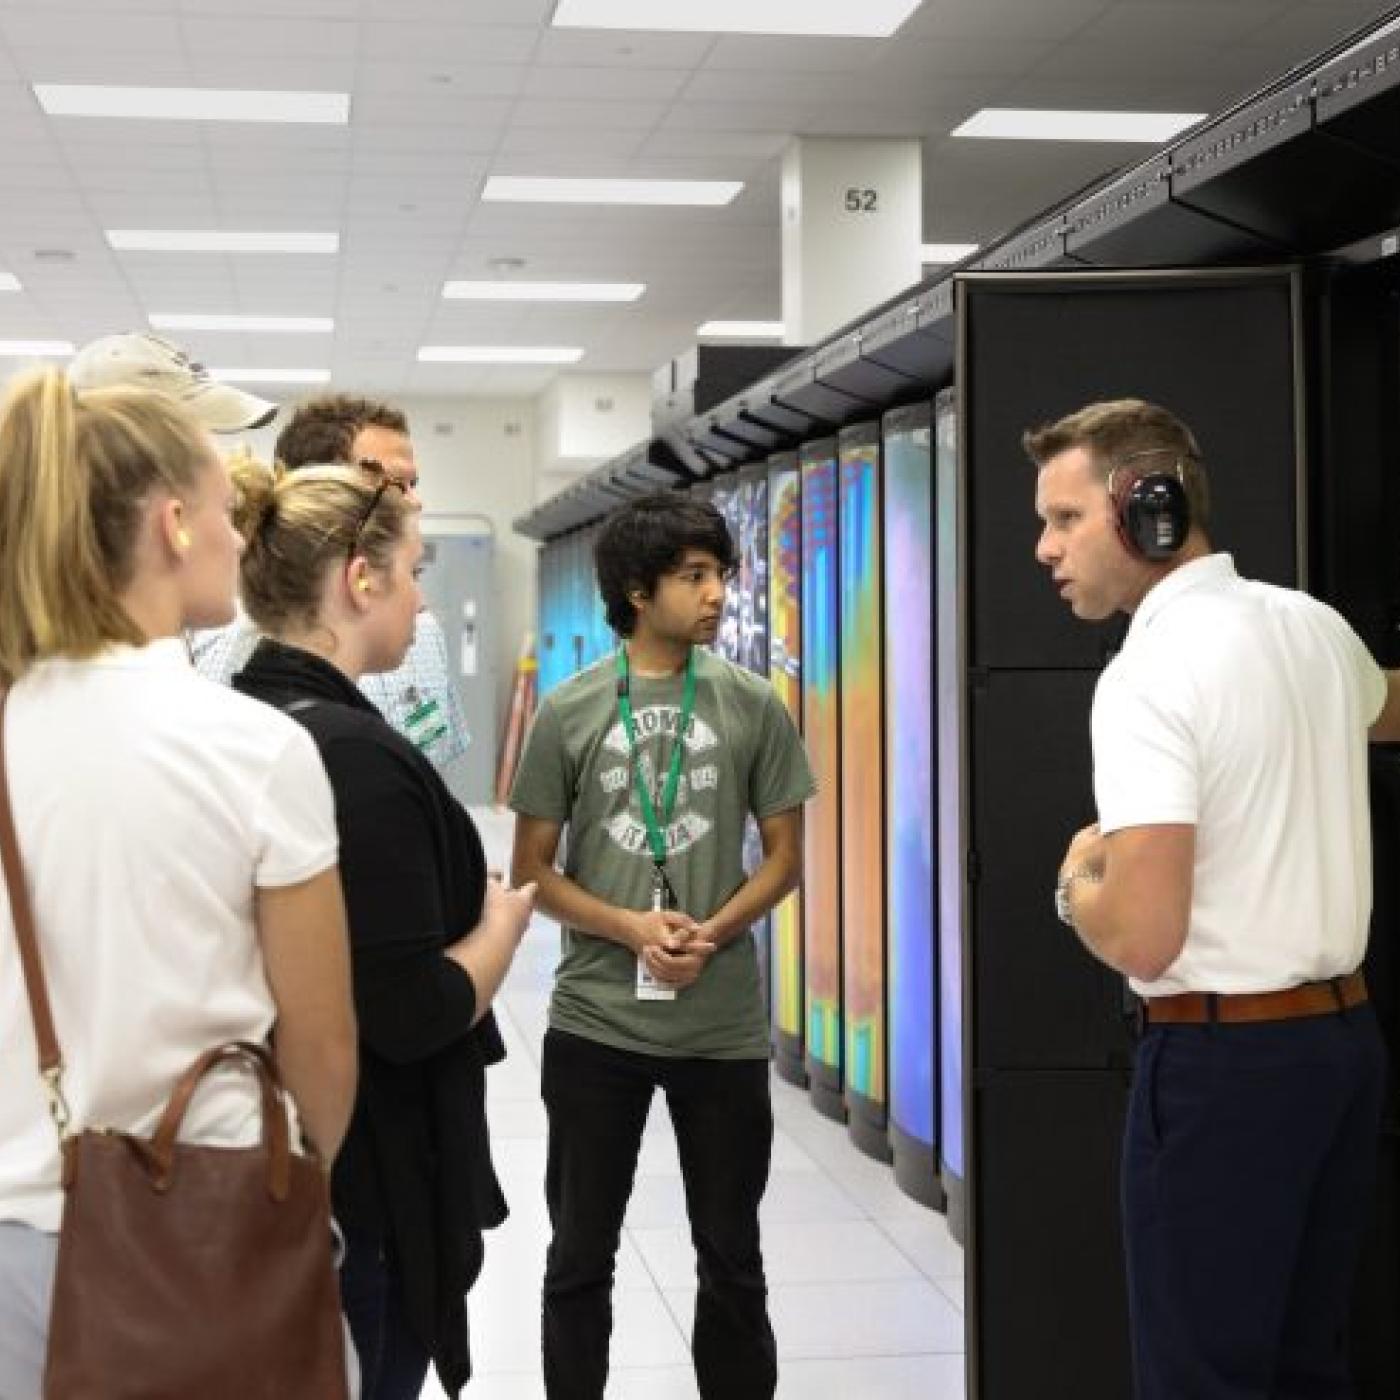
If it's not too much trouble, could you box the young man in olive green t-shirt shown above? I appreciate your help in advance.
[510,493,814,1400]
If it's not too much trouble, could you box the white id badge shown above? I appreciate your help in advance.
[636,874,677,1002]
[636,957,677,1001]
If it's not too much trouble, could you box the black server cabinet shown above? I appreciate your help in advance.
[952,268,1306,1400]
[1314,253,1400,1399]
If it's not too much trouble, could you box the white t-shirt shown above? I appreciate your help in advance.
[0,640,337,1231]
[1093,553,1387,998]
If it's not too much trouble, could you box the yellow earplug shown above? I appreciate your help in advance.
[176,529,191,549]
[357,579,371,593]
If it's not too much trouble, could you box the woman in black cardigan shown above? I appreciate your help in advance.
[229,459,534,1400]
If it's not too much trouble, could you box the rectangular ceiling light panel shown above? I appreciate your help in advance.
[697,321,784,338]
[0,340,73,356]
[552,0,922,38]
[0,273,20,292]
[443,280,644,302]
[921,243,979,263]
[482,177,741,206]
[418,346,584,364]
[108,230,339,253]
[34,85,349,124]
[207,367,331,384]
[953,109,1206,143]
[150,314,334,333]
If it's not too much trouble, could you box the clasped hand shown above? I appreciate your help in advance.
[629,909,717,989]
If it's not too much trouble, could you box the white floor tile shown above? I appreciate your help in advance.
[758,1171,869,1225]
[621,1171,692,1229]
[776,1354,967,1399]
[630,1218,920,1289]
[607,1288,693,1368]
[602,1367,701,1399]
[487,1095,549,1140]
[768,1278,965,1359]
[875,1211,964,1282]
[664,1278,964,1360]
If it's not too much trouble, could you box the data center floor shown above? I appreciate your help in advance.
[417,808,966,1400]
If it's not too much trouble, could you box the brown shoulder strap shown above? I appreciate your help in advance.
[0,689,63,1073]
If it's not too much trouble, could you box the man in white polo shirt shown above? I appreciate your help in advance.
[1027,397,1399,1400]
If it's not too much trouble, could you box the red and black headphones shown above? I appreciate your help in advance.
[1108,450,1193,562]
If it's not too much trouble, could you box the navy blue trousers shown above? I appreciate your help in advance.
[340,1229,432,1400]
[1124,1004,1387,1399]
[540,1028,777,1400]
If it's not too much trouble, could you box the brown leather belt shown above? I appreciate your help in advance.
[1143,970,1368,1026]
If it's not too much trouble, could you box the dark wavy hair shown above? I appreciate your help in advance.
[273,394,409,470]
[594,492,736,637]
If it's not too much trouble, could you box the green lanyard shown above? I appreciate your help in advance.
[615,645,697,870]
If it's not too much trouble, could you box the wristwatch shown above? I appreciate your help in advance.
[1054,865,1102,928]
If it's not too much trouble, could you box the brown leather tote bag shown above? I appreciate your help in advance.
[0,692,350,1400]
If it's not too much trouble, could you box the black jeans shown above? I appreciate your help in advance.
[541,1028,777,1400]
[340,1228,432,1400]
[1124,1005,1387,1399]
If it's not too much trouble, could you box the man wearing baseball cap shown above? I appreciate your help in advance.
[68,331,279,433]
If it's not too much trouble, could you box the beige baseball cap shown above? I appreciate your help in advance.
[68,332,278,433]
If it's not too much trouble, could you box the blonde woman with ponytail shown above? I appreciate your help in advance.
[0,370,358,1397]
[229,457,534,1400]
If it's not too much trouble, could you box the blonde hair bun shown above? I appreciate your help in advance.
[228,452,279,544]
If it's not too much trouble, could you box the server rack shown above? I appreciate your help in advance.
[883,399,945,1209]
[800,436,846,1121]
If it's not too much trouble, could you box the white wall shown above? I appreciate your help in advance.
[534,373,650,490]
[402,396,538,733]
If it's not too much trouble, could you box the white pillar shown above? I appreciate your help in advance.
[781,136,923,346]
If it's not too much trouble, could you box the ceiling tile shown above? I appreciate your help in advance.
[350,93,512,131]
[177,15,359,58]
[1028,36,1296,84]
[509,97,669,131]
[532,28,715,70]
[186,53,357,88]
[702,34,886,73]
[901,0,1113,42]
[15,50,190,83]
[359,21,538,65]
[864,35,1055,80]
[638,129,790,159]
[495,125,648,158]
[522,64,691,102]
[362,0,552,21]
[661,99,816,133]
[179,0,357,14]
[353,123,501,156]
[357,61,526,98]
[2,13,182,52]
[0,0,1383,399]
[1080,2,1298,45]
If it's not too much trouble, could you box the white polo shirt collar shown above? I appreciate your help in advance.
[1126,551,1237,644]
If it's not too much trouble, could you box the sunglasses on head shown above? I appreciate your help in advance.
[345,473,409,563]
